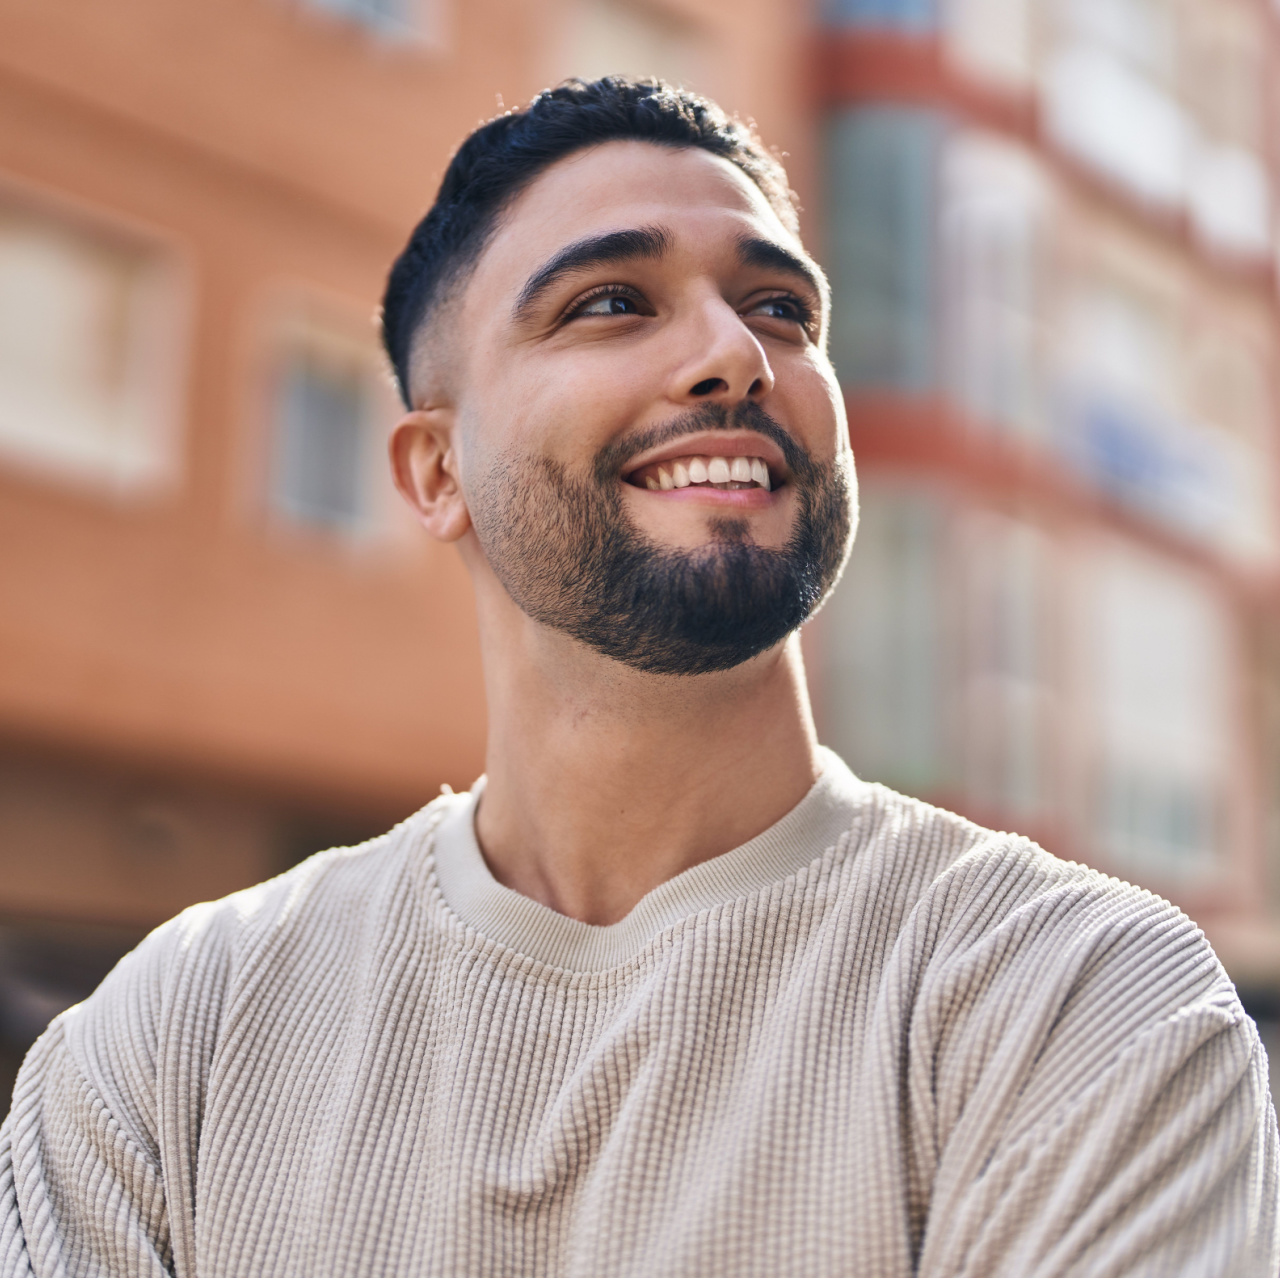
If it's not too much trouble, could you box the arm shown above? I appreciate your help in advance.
[920,996,1278,1277]
[0,922,188,1279]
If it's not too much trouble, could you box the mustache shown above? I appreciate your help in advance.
[593,401,816,486]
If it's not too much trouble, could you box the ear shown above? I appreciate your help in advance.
[389,408,472,542]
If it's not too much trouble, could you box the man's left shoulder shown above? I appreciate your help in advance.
[880,798,1247,1074]
[844,782,1234,1022]
[944,821,1220,993]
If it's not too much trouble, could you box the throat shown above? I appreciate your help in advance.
[472,642,821,926]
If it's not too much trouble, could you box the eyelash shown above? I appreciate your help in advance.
[753,293,815,330]
[562,284,647,319]
[561,284,816,333]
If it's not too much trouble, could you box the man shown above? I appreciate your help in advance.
[1,77,1275,1277]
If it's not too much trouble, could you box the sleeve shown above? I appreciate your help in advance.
[0,931,179,1279]
[918,998,1278,1277]
[903,858,1280,1279]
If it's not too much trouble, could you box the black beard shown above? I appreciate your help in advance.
[470,402,855,676]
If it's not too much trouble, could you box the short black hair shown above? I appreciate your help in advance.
[380,76,798,407]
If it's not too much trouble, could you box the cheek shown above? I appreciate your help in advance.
[496,350,658,460]
[782,354,846,459]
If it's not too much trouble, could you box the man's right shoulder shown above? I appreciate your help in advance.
[59,794,452,1054]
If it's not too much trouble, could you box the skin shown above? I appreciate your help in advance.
[390,139,851,926]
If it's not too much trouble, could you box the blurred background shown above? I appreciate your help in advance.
[3,0,1280,1102]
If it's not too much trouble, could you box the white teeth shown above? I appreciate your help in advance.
[640,455,773,491]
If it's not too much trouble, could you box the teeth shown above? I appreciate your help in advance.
[637,455,774,491]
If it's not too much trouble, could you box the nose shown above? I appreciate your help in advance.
[667,295,775,406]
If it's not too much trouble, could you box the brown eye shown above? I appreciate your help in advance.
[577,293,641,317]
[748,296,807,324]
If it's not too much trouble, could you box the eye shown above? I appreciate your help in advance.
[746,295,811,326]
[566,285,647,320]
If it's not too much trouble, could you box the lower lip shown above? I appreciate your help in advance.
[626,483,776,510]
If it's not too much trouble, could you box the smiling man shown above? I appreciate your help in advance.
[1,79,1277,1279]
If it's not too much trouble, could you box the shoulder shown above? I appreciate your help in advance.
[854,787,1249,1109]
[47,797,448,1100]
[835,777,1234,1039]
[845,779,1202,972]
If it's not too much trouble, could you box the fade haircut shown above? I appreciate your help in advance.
[380,76,799,408]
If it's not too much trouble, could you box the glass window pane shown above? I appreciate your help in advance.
[825,107,942,393]
[0,200,179,493]
[1084,545,1232,884]
[301,0,419,36]
[266,310,396,536]
[272,351,368,528]
[817,486,947,792]
[822,0,938,30]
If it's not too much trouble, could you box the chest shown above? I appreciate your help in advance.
[185,920,913,1276]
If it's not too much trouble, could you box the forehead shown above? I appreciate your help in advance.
[470,140,797,298]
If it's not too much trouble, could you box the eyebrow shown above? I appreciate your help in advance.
[736,235,828,307]
[512,225,672,321]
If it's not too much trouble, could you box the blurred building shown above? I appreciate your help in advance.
[3,0,1280,1098]
[810,0,1280,1054]
[0,0,815,1094]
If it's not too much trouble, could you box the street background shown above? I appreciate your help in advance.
[3,0,1280,1102]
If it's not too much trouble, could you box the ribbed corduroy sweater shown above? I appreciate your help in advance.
[0,750,1276,1277]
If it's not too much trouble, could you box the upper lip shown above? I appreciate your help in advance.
[621,431,790,484]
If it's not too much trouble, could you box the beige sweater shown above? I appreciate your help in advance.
[0,749,1275,1277]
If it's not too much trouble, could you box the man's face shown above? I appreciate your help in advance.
[429,140,855,675]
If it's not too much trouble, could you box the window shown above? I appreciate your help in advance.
[1183,325,1277,565]
[1055,258,1273,562]
[942,132,1049,439]
[822,0,937,30]
[1042,0,1187,209]
[816,486,948,793]
[550,0,707,92]
[943,0,1037,91]
[0,192,183,495]
[298,0,429,40]
[1080,545,1234,885]
[266,304,398,535]
[818,489,1056,825]
[955,512,1052,819]
[825,107,943,393]
[1182,0,1271,259]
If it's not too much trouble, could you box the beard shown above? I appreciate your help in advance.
[469,401,856,676]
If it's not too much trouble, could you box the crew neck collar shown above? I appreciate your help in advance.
[424,746,868,973]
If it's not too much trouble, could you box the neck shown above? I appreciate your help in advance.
[470,575,821,926]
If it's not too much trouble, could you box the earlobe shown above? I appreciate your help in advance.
[389,410,472,543]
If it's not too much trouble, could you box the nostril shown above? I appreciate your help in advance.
[690,378,726,397]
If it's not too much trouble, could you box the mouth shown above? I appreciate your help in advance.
[626,453,776,493]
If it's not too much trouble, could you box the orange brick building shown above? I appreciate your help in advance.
[0,0,817,1086]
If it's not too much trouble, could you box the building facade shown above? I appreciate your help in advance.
[811,0,1280,1013]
